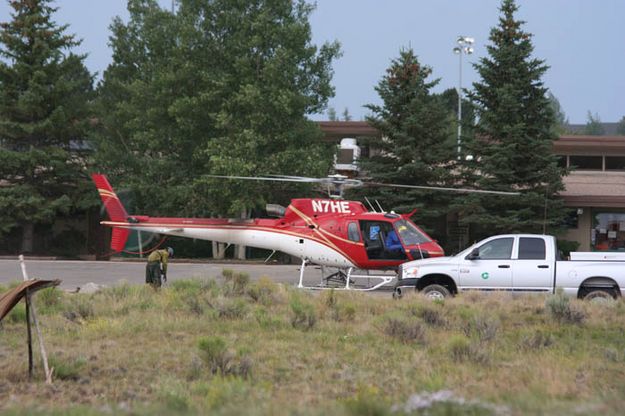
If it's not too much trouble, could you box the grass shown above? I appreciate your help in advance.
[1,280,625,415]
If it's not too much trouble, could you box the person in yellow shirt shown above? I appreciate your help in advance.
[145,247,173,288]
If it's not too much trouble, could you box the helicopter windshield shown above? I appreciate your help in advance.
[394,219,431,246]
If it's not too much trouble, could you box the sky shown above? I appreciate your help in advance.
[1,0,623,124]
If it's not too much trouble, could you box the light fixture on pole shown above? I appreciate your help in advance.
[453,36,474,160]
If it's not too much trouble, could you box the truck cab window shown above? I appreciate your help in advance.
[519,237,546,260]
[476,238,513,260]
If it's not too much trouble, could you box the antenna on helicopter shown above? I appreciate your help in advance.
[375,200,385,213]
[364,197,377,213]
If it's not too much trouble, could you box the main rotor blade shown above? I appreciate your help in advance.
[204,174,325,183]
[367,182,520,196]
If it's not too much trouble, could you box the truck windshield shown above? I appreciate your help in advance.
[395,219,431,245]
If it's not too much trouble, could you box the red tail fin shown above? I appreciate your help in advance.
[91,174,130,252]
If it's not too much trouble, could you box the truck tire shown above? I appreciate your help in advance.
[583,289,616,303]
[422,284,451,300]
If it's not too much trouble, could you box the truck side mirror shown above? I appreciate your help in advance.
[466,248,480,260]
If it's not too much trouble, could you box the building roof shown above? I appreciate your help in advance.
[318,121,380,142]
[316,121,625,208]
[565,123,623,136]
[318,122,625,151]
[554,135,625,155]
[560,172,625,208]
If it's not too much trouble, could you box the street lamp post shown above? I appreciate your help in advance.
[453,36,474,160]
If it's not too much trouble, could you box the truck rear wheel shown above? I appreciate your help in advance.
[422,284,451,300]
[583,289,617,303]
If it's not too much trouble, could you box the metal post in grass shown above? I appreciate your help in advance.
[19,255,53,384]
[25,287,33,379]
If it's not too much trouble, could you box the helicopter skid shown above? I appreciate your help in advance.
[297,260,396,291]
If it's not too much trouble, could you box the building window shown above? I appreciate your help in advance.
[561,209,579,229]
[591,211,625,251]
[605,156,625,171]
[556,155,567,168]
[569,156,603,170]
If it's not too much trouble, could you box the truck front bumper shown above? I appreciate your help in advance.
[393,277,418,298]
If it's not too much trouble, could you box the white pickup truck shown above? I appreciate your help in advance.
[394,234,625,301]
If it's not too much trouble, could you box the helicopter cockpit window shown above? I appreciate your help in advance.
[347,222,360,242]
[395,219,431,245]
[360,220,407,260]
[369,225,380,240]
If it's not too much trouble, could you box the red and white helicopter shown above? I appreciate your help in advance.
[92,173,517,291]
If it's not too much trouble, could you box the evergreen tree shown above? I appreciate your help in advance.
[547,92,568,134]
[327,107,338,121]
[0,0,94,252]
[617,116,625,136]
[583,111,605,135]
[353,49,454,237]
[435,87,476,149]
[342,107,352,121]
[463,0,567,237]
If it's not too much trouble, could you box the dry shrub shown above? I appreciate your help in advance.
[417,306,447,328]
[222,269,249,296]
[463,315,500,342]
[216,298,248,319]
[48,355,86,381]
[546,291,586,324]
[384,318,426,344]
[290,297,316,331]
[254,307,284,329]
[521,330,555,350]
[319,290,357,322]
[185,295,206,316]
[197,336,251,378]
[447,335,491,364]
[37,287,64,314]
[63,295,95,322]
[247,276,280,306]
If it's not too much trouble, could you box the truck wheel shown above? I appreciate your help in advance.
[583,289,616,303]
[422,284,451,300]
[392,287,403,299]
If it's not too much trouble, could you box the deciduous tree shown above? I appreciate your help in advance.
[94,0,340,258]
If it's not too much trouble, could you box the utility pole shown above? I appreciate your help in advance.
[453,36,474,160]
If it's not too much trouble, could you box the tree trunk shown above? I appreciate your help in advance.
[21,223,34,254]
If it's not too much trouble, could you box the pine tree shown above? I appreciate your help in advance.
[583,111,605,135]
[617,116,625,136]
[354,49,455,237]
[462,0,567,237]
[0,0,94,252]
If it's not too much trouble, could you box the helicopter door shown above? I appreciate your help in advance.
[360,221,407,261]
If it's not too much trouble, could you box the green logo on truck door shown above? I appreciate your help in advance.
[481,272,489,280]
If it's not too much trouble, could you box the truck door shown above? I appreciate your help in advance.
[512,237,552,292]
[459,237,513,290]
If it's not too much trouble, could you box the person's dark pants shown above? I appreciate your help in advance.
[146,262,162,288]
